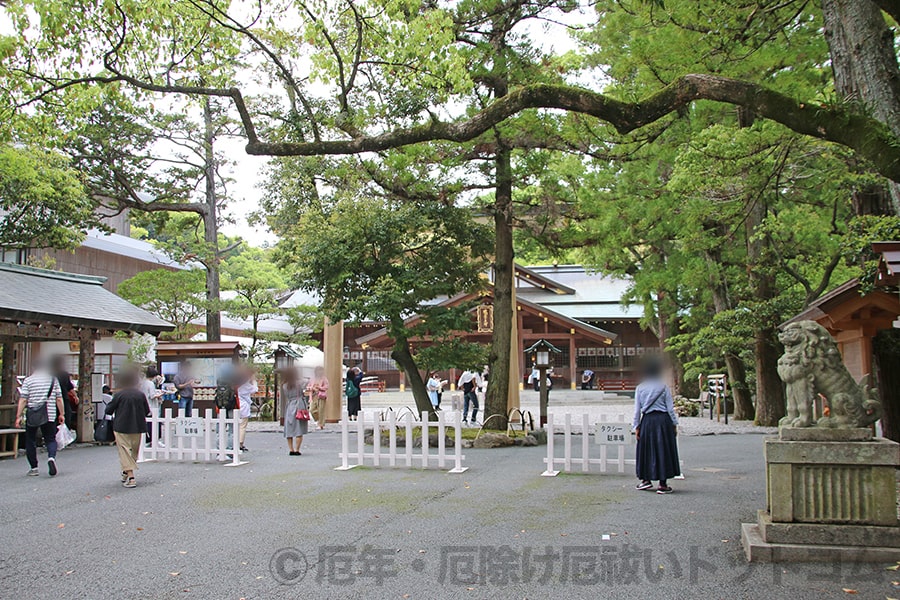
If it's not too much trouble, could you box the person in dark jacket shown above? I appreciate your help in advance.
[105,366,150,489]
[346,367,364,420]
[51,355,77,432]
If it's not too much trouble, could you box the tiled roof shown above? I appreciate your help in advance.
[516,265,645,319]
[0,263,173,334]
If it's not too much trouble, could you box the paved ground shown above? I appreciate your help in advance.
[1,430,896,600]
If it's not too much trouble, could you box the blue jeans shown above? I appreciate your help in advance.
[25,422,58,468]
[463,391,479,423]
[179,396,194,417]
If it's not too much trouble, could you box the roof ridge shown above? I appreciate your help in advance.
[0,262,107,285]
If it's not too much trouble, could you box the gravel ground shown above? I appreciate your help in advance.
[1,430,896,600]
[248,397,777,437]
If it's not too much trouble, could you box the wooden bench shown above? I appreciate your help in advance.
[0,428,24,459]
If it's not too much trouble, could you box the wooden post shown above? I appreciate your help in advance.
[539,366,549,427]
[507,276,520,414]
[76,331,95,442]
[1,340,16,408]
[324,318,344,423]
[569,333,577,390]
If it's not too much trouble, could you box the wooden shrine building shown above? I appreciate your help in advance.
[0,263,173,440]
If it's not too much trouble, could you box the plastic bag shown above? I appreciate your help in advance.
[56,424,76,449]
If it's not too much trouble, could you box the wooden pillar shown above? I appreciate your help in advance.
[323,318,344,423]
[569,333,577,390]
[76,331,95,442]
[516,310,525,391]
[1,340,16,407]
[507,277,520,414]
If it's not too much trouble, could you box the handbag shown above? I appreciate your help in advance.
[295,408,311,422]
[94,419,112,443]
[25,382,54,428]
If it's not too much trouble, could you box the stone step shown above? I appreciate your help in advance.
[756,510,900,548]
[741,522,900,563]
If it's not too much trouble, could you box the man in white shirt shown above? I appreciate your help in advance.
[457,370,483,426]
[15,359,65,477]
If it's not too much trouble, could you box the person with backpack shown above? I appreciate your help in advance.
[105,366,150,488]
[345,367,364,421]
[15,358,65,477]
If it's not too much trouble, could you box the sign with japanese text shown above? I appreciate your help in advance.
[175,417,204,437]
[595,423,628,445]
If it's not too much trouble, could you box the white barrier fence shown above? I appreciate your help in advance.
[336,409,467,474]
[138,408,247,467]
[542,413,684,478]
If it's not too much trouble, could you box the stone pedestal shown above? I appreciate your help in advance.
[741,427,900,562]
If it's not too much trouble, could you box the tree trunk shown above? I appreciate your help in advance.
[753,330,785,425]
[744,189,782,424]
[391,342,436,420]
[484,145,514,430]
[203,98,222,342]
[873,328,900,443]
[483,25,513,431]
[823,0,900,215]
[655,289,683,394]
[705,250,755,419]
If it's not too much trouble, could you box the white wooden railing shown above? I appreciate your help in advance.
[336,409,467,473]
[542,413,684,478]
[138,408,247,467]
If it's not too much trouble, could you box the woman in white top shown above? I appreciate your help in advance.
[142,365,163,445]
[426,372,441,408]
[236,366,258,452]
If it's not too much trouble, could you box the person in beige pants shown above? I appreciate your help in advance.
[105,367,150,488]
[305,366,329,430]
[236,366,257,452]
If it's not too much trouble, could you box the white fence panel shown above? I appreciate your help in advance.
[138,408,247,467]
[336,409,467,473]
[542,413,684,477]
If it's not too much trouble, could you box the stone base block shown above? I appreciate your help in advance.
[756,510,900,548]
[765,437,899,525]
[741,523,900,563]
[778,427,873,442]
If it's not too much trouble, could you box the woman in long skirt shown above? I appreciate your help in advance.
[632,357,680,494]
[280,368,308,456]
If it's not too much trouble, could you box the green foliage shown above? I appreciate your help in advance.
[842,215,900,292]
[414,338,490,373]
[117,269,206,341]
[0,145,100,249]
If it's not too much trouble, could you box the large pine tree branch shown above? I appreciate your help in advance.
[239,74,900,183]
[25,66,900,182]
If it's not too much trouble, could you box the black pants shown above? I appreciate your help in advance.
[463,391,479,422]
[26,422,58,468]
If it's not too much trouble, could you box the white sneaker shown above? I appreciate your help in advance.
[27,468,38,476]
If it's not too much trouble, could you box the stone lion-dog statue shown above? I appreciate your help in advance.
[776,320,881,429]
